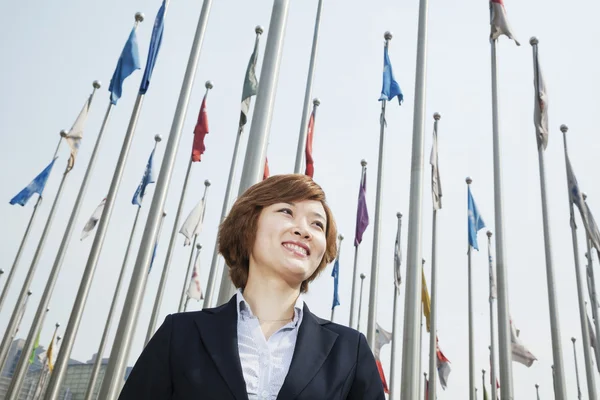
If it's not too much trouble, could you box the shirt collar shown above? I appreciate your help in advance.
[236,288,304,326]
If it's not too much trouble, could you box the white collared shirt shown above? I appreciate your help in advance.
[236,289,304,400]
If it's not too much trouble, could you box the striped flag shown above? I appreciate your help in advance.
[187,251,203,301]
[437,337,452,389]
[374,323,392,394]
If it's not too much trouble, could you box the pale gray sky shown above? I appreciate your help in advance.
[1,0,600,398]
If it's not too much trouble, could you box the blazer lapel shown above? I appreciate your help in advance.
[194,296,248,400]
[277,306,338,400]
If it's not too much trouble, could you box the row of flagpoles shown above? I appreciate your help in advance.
[3,0,600,399]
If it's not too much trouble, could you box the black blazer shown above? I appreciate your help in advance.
[119,295,385,400]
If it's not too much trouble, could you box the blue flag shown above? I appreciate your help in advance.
[139,1,166,94]
[10,158,57,206]
[108,28,141,105]
[379,46,403,104]
[132,149,156,206]
[331,258,340,310]
[467,186,485,250]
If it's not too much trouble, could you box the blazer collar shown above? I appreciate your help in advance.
[276,304,338,400]
[194,296,248,400]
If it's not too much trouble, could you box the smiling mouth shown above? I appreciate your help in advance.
[282,242,310,257]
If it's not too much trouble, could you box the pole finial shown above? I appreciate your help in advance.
[56,322,60,328]
[560,124,568,133]
[572,337,577,343]
[27,290,32,296]
[205,80,214,90]
[360,273,366,279]
[466,176,473,185]
[135,12,144,22]
[535,383,539,389]
[433,112,441,121]
[93,80,102,89]
[196,243,202,250]
[204,179,211,187]
[60,129,69,138]
[162,211,167,217]
[482,369,486,374]
[0,269,4,274]
[313,98,321,107]
[360,159,367,167]
[338,234,344,241]
[529,36,539,46]
[384,31,393,41]
[154,134,162,143]
[422,258,426,265]
[255,25,264,35]
[397,212,402,218]
[583,192,588,200]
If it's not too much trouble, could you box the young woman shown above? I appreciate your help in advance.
[119,174,384,400]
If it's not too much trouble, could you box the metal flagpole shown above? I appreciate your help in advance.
[46,10,190,396]
[466,178,475,400]
[583,193,600,374]
[482,370,487,400]
[400,0,430,391]
[571,337,582,400]
[535,383,540,400]
[33,324,59,400]
[487,234,498,400]
[98,2,214,397]
[0,134,65,314]
[389,212,402,400]
[293,0,324,173]
[0,126,87,375]
[561,125,598,399]
[179,243,202,313]
[83,134,162,400]
[176,180,210,313]
[349,160,367,329]
[330,234,344,322]
[4,306,50,398]
[427,113,440,400]
[0,290,33,374]
[152,82,213,318]
[366,32,391,350]
[418,258,425,396]
[204,26,263,310]
[529,37,568,400]
[585,235,600,373]
[489,38,515,399]
[8,78,106,399]
[216,0,291,305]
[357,273,366,332]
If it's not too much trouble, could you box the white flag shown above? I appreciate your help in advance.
[179,198,206,246]
[65,95,93,172]
[430,123,442,210]
[490,0,520,45]
[187,252,203,301]
[488,244,497,299]
[81,198,106,240]
[587,313,600,373]
[374,323,392,359]
[436,336,452,390]
[533,47,549,150]
[510,319,537,367]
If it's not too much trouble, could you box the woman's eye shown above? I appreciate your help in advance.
[278,208,293,216]
[314,221,324,230]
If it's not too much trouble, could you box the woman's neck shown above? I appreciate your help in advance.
[242,275,300,322]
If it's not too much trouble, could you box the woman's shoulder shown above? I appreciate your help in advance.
[308,312,366,344]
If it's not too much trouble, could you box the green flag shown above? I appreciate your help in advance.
[239,31,261,127]
[29,330,40,364]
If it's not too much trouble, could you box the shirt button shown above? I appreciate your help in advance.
[261,390,269,398]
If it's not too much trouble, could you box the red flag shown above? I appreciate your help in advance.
[304,111,315,178]
[424,376,429,400]
[375,359,389,394]
[263,157,270,181]
[191,95,209,162]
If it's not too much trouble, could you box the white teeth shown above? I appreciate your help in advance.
[283,243,308,256]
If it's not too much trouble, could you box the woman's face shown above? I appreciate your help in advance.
[250,200,328,287]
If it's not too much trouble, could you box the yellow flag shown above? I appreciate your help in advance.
[46,332,57,372]
[422,267,431,332]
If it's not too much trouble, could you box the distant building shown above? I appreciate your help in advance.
[0,341,131,400]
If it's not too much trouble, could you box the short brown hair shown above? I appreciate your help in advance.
[218,174,338,293]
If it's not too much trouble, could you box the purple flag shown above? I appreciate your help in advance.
[354,170,369,246]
